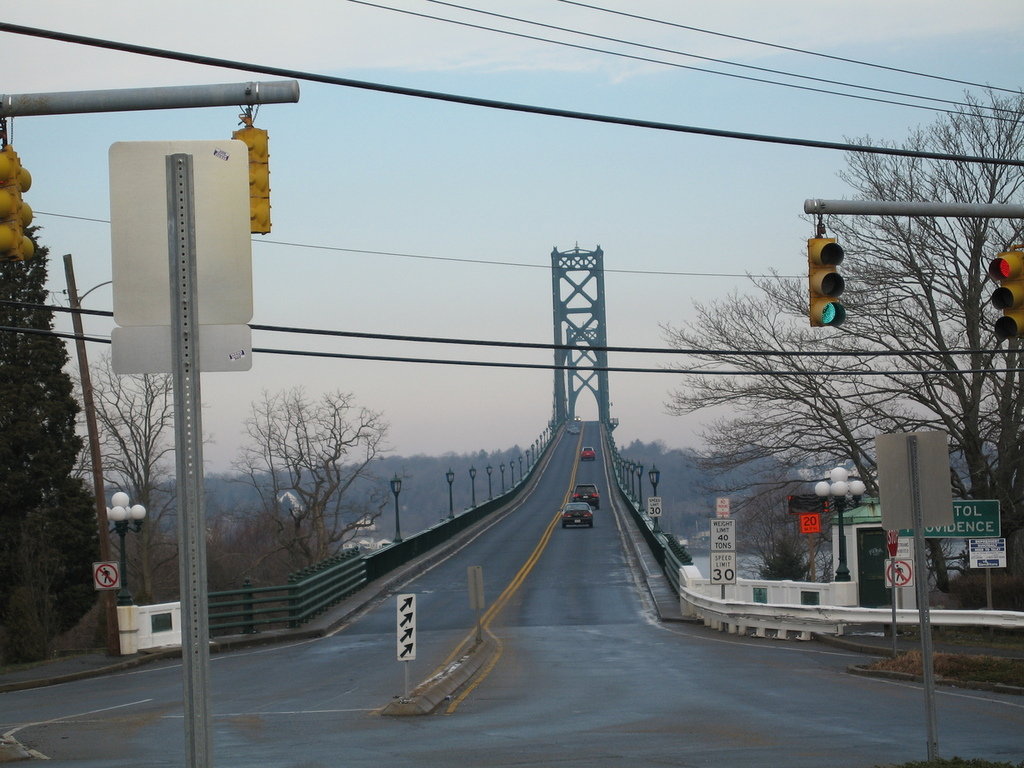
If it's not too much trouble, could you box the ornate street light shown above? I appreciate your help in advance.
[108,491,146,607]
[445,468,455,519]
[499,463,506,493]
[469,466,477,507]
[518,455,523,479]
[390,475,403,543]
[486,465,493,500]
[509,460,515,486]
[636,463,645,504]
[815,467,866,582]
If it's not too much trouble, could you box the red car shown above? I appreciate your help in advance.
[580,446,596,461]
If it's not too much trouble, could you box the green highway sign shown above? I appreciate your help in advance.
[899,499,1000,538]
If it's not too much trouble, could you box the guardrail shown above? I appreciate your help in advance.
[133,427,560,649]
[678,565,1024,640]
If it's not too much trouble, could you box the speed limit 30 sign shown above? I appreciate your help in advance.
[710,551,737,585]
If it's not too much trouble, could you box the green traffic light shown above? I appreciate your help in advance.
[821,301,846,327]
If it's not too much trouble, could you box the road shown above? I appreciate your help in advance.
[2,424,1022,766]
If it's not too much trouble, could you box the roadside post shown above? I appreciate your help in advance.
[468,566,485,643]
[397,594,417,699]
[710,517,737,599]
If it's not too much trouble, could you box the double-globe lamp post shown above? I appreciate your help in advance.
[815,467,866,583]
[108,491,146,607]
[390,475,403,544]
[445,468,455,519]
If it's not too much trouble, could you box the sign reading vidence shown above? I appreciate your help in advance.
[899,500,1000,539]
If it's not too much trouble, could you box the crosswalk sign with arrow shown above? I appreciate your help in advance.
[396,594,416,661]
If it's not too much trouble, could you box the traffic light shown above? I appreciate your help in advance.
[807,237,845,327]
[988,247,1024,340]
[0,144,34,261]
[231,123,270,234]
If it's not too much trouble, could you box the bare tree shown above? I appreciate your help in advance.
[664,92,1024,585]
[234,388,389,569]
[86,354,177,602]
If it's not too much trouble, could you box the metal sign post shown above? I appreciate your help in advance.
[167,154,212,768]
[907,435,940,762]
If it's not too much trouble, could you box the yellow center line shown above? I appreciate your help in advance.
[441,427,587,714]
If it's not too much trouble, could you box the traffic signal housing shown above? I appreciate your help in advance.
[807,237,845,327]
[989,248,1024,340]
[231,123,271,234]
[0,145,34,261]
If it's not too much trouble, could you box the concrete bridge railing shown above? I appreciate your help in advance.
[678,565,1024,640]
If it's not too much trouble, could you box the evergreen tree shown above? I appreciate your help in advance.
[0,227,97,661]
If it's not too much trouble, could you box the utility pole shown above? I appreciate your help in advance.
[63,254,120,657]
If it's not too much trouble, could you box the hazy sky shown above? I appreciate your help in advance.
[5,1,1024,471]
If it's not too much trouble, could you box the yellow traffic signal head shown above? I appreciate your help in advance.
[0,145,33,261]
[808,237,846,327]
[232,125,271,234]
[989,248,1024,340]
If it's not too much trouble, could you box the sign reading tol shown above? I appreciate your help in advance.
[899,500,1000,539]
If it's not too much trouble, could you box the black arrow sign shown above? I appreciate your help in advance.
[400,627,413,641]
[400,596,414,611]
[400,642,415,658]
[400,612,413,627]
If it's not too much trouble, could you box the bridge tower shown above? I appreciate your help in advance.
[550,245,614,429]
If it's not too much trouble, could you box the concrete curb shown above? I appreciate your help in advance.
[846,663,1024,696]
[380,635,499,716]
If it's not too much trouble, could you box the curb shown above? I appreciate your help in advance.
[380,635,499,716]
[846,663,1024,696]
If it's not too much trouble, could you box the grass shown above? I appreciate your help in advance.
[867,650,1024,687]
[880,760,1024,768]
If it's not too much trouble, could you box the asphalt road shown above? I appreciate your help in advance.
[2,423,1022,767]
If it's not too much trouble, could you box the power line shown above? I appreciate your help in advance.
[3,299,1008,360]
[382,0,1015,120]
[32,210,795,279]
[2,323,1020,376]
[2,22,1022,167]
[557,0,1021,95]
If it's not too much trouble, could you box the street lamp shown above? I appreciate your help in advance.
[649,465,661,533]
[390,475,403,543]
[518,455,523,479]
[509,460,515,486]
[469,466,477,507]
[108,491,146,607]
[815,467,866,583]
[445,468,455,519]
[499,463,506,493]
[486,464,493,500]
[636,463,645,504]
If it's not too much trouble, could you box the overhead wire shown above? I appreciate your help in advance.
[0,300,994,357]
[2,322,1020,377]
[31,210,794,280]
[1,22,1021,168]
[375,0,1018,120]
[556,0,1021,95]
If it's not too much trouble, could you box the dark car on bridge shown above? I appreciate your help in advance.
[560,501,594,528]
[580,446,596,461]
[572,483,600,509]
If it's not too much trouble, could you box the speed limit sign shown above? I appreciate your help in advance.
[647,496,662,518]
[710,551,737,585]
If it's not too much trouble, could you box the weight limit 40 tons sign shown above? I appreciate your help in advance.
[710,518,737,585]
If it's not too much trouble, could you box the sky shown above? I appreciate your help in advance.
[4,0,1024,472]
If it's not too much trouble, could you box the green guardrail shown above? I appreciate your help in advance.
[206,429,559,636]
